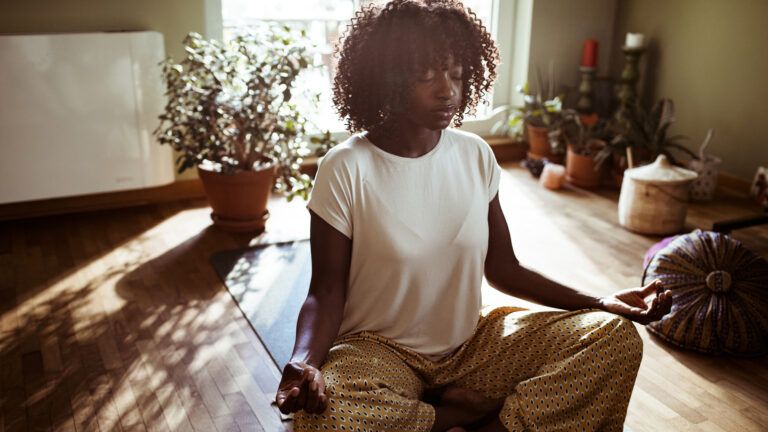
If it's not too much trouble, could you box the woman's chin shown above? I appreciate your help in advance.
[409,113,454,130]
[428,118,454,130]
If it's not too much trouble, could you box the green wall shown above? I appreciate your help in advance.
[0,0,207,63]
[5,0,764,182]
[613,0,768,181]
[528,0,617,99]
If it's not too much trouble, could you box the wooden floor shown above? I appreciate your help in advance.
[1,163,766,431]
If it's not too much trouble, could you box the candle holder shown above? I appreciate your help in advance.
[576,66,596,113]
[614,45,646,125]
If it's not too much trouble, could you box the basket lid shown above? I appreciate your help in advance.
[626,154,698,183]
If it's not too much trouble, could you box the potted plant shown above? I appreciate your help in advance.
[613,99,695,170]
[155,29,335,233]
[597,98,696,188]
[561,111,610,188]
[522,92,563,160]
[490,105,529,160]
[519,66,567,162]
[491,106,525,143]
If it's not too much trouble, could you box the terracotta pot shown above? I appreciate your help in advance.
[526,124,551,158]
[566,141,605,189]
[197,163,276,233]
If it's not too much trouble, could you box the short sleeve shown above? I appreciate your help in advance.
[483,140,502,202]
[306,151,354,239]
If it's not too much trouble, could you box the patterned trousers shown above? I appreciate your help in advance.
[294,307,643,431]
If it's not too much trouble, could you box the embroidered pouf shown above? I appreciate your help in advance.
[642,234,680,269]
[642,229,768,356]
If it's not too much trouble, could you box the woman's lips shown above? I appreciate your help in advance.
[432,106,456,118]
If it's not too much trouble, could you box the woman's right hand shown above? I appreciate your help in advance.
[277,212,349,416]
[275,361,328,415]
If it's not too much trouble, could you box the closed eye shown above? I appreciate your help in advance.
[416,68,462,82]
[450,67,463,81]
[418,71,436,82]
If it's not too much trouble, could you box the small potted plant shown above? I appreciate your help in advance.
[523,95,563,160]
[517,65,566,162]
[561,111,610,188]
[596,98,696,188]
[491,106,525,143]
[155,29,336,233]
[611,98,695,173]
[490,105,529,160]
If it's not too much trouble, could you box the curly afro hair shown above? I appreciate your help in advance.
[332,0,499,133]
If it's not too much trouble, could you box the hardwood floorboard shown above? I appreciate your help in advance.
[1,164,766,431]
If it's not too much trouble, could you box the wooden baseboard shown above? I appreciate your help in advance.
[18,138,735,221]
[716,171,752,197]
[1,138,523,222]
[0,179,207,222]
[0,162,321,222]
[486,137,527,162]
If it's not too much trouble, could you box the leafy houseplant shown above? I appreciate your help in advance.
[561,112,610,157]
[521,82,564,130]
[601,98,696,189]
[490,106,525,143]
[519,72,567,162]
[489,106,529,161]
[612,98,695,167]
[155,29,335,232]
[561,111,610,188]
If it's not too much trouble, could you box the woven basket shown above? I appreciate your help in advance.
[618,155,698,235]
[642,229,768,356]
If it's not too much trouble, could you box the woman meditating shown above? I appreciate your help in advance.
[276,1,673,431]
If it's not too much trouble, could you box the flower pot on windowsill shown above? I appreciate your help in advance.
[197,162,277,233]
[526,124,563,164]
[526,124,551,158]
[566,141,606,189]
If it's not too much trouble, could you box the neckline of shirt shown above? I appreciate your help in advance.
[359,129,447,163]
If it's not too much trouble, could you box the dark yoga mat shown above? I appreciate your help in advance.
[211,239,311,370]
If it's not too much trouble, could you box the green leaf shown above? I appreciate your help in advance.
[155,26,338,197]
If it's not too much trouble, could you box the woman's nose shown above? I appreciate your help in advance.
[435,73,457,99]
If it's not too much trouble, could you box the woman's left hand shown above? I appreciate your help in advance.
[598,279,673,325]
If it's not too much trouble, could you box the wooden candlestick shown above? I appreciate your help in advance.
[615,46,646,125]
[615,45,646,166]
[577,66,596,113]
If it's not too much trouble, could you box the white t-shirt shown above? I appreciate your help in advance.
[306,127,501,359]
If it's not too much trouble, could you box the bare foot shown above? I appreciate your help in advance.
[439,386,504,427]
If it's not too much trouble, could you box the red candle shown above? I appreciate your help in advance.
[581,39,598,68]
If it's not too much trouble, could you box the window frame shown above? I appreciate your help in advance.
[205,0,530,140]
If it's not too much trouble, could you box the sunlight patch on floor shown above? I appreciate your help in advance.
[480,170,622,312]
[3,207,220,335]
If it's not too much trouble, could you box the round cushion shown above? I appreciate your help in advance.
[642,234,680,269]
[642,229,768,356]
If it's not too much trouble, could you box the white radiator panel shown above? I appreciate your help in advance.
[0,31,174,204]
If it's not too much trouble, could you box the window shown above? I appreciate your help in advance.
[220,0,509,137]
